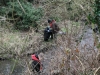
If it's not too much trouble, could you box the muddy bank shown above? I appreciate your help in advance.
[0,60,25,75]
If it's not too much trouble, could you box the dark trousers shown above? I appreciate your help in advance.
[32,60,40,72]
[93,27,98,33]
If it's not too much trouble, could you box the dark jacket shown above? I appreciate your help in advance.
[31,54,42,72]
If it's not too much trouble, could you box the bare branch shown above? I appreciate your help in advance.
[17,0,26,14]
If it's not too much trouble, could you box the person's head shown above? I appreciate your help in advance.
[32,53,39,59]
[35,54,39,59]
[48,19,52,23]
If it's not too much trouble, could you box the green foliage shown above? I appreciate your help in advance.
[88,14,96,24]
[97,43,100,48]
[88,0,100,31]
[49,16,61,22]
[0,0,43,31]
[79,70,94,75]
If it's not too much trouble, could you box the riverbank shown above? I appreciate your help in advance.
[0,21,100,75]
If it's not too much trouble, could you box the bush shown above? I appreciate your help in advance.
[0,0,43,31]
[88,0,100,31]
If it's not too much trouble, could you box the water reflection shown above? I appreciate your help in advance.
[0,60,25,75]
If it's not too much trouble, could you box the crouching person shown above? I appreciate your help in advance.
[44,19,60,41]
[48,19,60,39]
[31,54,42,74]
[44,26,53,41]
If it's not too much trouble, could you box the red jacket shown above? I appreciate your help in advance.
[31,54,40,62]
[49,20,55,28]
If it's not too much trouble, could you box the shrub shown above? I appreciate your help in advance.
[88,0,100,31]
[0,0,43,31]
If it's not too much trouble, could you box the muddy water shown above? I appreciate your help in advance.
[0,60,25,75]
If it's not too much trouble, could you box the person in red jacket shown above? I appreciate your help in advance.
[48,19,60,38]
[44,19,60,41]
[31,54,42,73]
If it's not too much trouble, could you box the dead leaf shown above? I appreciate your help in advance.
[75,48,79,53]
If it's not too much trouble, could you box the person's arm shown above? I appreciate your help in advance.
[52,23,60,33]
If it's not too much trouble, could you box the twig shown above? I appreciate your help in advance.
[75,55,85,72]
[17,0,26,14]
[94,66,100,75]
[0,16,6,21]
[10,59,17,75]
[25,59,32,75]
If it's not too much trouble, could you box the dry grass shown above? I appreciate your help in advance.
[1,19,99,75]
[0,23,43,57]
[0,0,99,75]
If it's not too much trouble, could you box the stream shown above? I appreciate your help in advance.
[0,28,98,75]
[0,60,25,75]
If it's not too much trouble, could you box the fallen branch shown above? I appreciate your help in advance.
[94,66,100,75]
[0,16,6,21]
[17,0,26,14]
